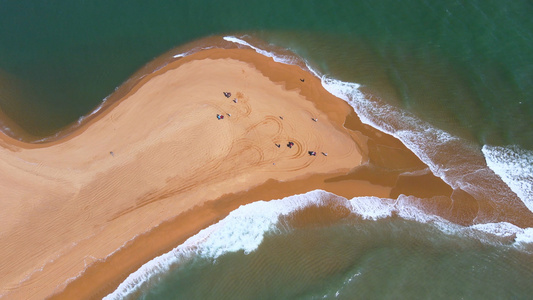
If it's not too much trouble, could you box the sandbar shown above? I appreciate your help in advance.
[0,48,453,299]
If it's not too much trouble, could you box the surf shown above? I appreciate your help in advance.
[104,189,533,299]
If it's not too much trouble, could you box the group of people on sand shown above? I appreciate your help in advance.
[218,91,328,158]
[216,92,237,120]
[282,132,327,157]
[306,151,327,156]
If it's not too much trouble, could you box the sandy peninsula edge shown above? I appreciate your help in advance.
[1,48,452,300]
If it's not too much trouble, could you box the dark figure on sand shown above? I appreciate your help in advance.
[217,114,224,120]
[287,141,294,148]
[308,151,316,156]
[275,144,281,148]
[223,92,231,98]
[321,152,328,156]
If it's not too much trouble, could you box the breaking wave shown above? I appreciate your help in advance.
[482,145,533,213]
[104,190,533,299]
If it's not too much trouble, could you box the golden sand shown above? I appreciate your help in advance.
[1,48,454,299]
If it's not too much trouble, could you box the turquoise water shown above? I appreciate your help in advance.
[134,220,533,300]
[2,1,533,299]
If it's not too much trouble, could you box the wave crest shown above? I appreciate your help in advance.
[104,190,533,299]
[483,145,533,212]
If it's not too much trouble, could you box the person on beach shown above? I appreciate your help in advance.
[275,143,281,148]
[223,92,231,98]
[233,99,238,103]
[287,141,294,148]
[279,116,284,120]
[308,151,316,156]
[321,152,328,156]
[312,118,318,122]
[217,114,224,120]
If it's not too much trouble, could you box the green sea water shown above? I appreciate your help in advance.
[2,1,533,299]
[130,219,533,300]
[1,1,532,147]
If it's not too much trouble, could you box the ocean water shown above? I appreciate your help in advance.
[2,1,533,299]
[106,191,533,300]
[2,1,533,147]
[135,225,533,300]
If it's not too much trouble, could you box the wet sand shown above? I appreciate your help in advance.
[0,48,473,299]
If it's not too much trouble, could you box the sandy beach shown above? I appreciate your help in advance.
[0,48,497,299]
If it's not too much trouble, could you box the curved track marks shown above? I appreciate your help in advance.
[113,88,352,217]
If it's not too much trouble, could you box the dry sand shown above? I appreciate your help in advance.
[0,48,452,299]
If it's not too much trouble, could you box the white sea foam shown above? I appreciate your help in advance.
[482,145,533,213]
[319,75,460,185]
[173,46,214,59]
[104,190,533,299]
[10,37,532,221]
[319,72,478,196]
[173,52,188,58]
[515,228,533,244]
[223,36,299,65]
[104,190,331,300]
[471,222,523,238]
[348,196,394,220]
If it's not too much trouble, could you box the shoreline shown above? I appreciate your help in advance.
[1,46,528,299]
[52,174,392,300]
[1,48,406,299]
